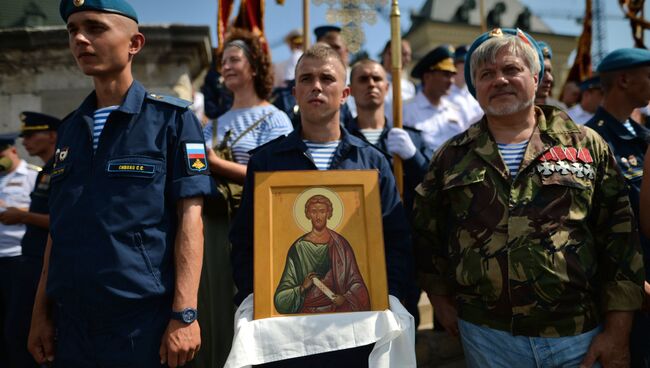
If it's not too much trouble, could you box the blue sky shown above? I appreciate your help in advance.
[132,0,650,66]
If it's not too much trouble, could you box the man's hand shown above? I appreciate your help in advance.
[579,330,630,368]
[580,311,633,368]
[27,304,55,364]
[386,128,417,160]
[300,272,317,293]
[0,207,26,225]
[159,320,201,367]
[429,294,459,336]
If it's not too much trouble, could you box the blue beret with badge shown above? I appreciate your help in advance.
[537,41,553,60]
[19,112,61,137]
[411,45,457,79]
[464,28,545,98]
[314,25,341,41]
[597,48,650,73]
[579,75,601,92]
[59,0,138,23]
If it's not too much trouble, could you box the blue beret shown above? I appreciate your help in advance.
[314,25,341,41]
[537,41,553,60]
[579,75,601,92]
[60,0,138,23]
[0,132,19,149]
[597,48,650,73]
[464,28,545,98]
[411,45,456,79]
[19,112,61,137]
[454,45,468,63]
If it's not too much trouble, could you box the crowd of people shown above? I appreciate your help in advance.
[1,0,650,367]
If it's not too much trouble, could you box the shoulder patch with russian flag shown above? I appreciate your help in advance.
[184,141,208,174]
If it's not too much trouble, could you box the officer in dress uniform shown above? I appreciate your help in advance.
[0,112,59,368]
[0,132,39,367]
[403,45,468,158]
[27,1,212,367]
[585,47,650,368]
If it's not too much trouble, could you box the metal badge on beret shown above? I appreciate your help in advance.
[74,0,84,7]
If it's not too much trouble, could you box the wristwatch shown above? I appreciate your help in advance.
[171,307,198,324]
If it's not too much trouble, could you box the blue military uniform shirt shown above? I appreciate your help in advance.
[47,80,212,310]
[20,158,53,258]
[229,126,413,305]
[586,106,650,280]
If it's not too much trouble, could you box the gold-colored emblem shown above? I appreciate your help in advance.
[542,47,550,57]
[597,120,604,127]
[19,113,26,122]
[73,0,84,7]
[489,28,503,37]
[191,159,205,170]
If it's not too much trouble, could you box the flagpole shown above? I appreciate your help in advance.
[390,0,403,197]
[479,0,486,32]
[303,0,310,49]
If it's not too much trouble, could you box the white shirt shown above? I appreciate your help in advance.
[403,91,468,157]
[384,73,417,126]
[273,49,304,88]
[567,104,594,125]
[445,84,484,125]
[0,160,38,257]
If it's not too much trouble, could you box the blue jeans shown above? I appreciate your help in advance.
[458,319,602,368]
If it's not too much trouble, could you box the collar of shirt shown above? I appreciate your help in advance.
[76,80,146,118]
[595,106,648,141]
[274,124,366,155]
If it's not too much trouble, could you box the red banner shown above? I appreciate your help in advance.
[218,0,235,51]
[561,0,593,95]
[234,0,269,53]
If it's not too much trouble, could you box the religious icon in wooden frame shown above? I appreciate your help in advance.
[253,170,389,319]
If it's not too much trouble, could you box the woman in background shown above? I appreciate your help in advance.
[204,28,293,184]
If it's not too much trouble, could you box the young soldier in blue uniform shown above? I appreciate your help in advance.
[230,44,413,367]
[585,47,650,368]
[27,1,212,367]
[0,133,40,367]
[0,112,59,368]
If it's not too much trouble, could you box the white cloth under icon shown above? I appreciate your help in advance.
[224,294,416,367]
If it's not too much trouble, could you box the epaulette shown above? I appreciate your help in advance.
[27,163,42,172]
[146,93,192,109]
[248,135,287,155]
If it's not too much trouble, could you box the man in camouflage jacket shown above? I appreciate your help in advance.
[413,28,645,367]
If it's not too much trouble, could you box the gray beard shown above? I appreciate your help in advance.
[486,96,534,116]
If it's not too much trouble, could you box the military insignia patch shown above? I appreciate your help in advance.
[55,147,69,165]
[184,142,208,174]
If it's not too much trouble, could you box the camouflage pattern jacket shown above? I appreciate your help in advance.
[413,105,645,337]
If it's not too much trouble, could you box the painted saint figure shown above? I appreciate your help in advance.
[274,194,370,314]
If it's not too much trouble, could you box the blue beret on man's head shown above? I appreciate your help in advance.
[597,48,650,73]
[464,28,545,98]
[60,0,139,23]
[536,41,553,60]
